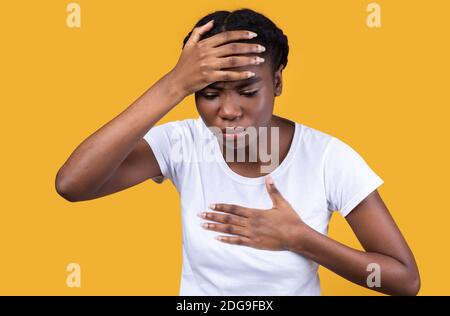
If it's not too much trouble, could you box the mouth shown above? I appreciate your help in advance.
[221,126,247,139]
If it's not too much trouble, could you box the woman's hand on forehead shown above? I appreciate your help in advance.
[168,20,266,98]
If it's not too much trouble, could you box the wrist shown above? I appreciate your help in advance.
[164,70,188,102]
[285,222,316,255]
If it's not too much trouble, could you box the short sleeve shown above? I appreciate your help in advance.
[143,120,183,184]
[324,137,384,217]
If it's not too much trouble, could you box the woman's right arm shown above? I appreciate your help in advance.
[55,20,264,202]
[55,71,184,202]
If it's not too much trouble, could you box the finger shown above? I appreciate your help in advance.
[199,211,247,227]
[185,20,214,47]
[210,203,252,218]
[214,55,265,69]
[202,222,250,238]
[265,175,285,206]
[201,30,257,48]
[216,235,253,247]
[212,42,265,58]
[209,70,256,82]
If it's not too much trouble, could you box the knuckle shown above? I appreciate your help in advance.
[222,73,231,81]
[197,41,205,49]
[200,69,209,77]
[229,56,238,67]
[224,215,232,224]
[199,60,208,69]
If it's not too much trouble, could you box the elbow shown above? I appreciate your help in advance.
[55,169,84,202]
[403,271,421,296]
[396,266,421,296]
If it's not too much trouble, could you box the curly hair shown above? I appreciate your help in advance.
[182,8,289,77]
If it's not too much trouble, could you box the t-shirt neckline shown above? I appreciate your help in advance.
[197,117,303,185]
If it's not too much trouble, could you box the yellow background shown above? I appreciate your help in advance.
[1,0,449,295]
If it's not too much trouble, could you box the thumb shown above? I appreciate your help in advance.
[265,175,285,207]
[185,19,214,48]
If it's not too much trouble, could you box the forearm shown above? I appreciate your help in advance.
[288,225,420,296]
[56,71,184,198]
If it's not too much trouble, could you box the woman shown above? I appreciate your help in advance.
[55,8,420,296]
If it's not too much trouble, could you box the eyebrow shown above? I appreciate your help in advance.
[205,76,263,91]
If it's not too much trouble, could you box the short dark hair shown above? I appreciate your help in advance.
[182,8,289,76]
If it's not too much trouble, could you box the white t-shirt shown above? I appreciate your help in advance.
[143,116,383,296]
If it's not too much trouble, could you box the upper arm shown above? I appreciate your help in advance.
[345,190,419,273]
[82,138,163,200]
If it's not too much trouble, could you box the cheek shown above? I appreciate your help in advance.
[195,94,208,112]
[244,90,274,116]
[195,97,217,122]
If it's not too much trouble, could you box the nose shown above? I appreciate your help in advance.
[217,95,243,121]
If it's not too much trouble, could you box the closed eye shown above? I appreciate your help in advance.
[200,93,218,100]
[199,90,259,100]
[240,90,258,97]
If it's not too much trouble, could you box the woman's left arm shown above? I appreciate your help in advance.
[288,189,421,296]
[201,177,420,296]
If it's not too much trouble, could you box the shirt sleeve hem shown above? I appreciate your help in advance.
[338,177,384,217]
[143,134,169,184]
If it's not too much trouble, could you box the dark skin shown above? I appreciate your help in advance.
[55,20,420,295]
[194,25,420,297]
[195,61,296,176]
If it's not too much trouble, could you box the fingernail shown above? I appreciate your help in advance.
[202,223,209,229]
[248,32,257,38]
[197,212,204,218]
[255,57,265,64]
[209,204,216,210]
[259,45,266,52]
[247,71,255,78]
[267,175,273,185]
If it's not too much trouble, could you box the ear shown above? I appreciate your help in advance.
[274,64,284,97]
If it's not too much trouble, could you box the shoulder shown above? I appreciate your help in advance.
[294,122,371,170]
[151,117,199,131]
[295,122,337,156]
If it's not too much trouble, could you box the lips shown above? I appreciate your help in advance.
[221,126,247,139]
[221,126,247,134]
